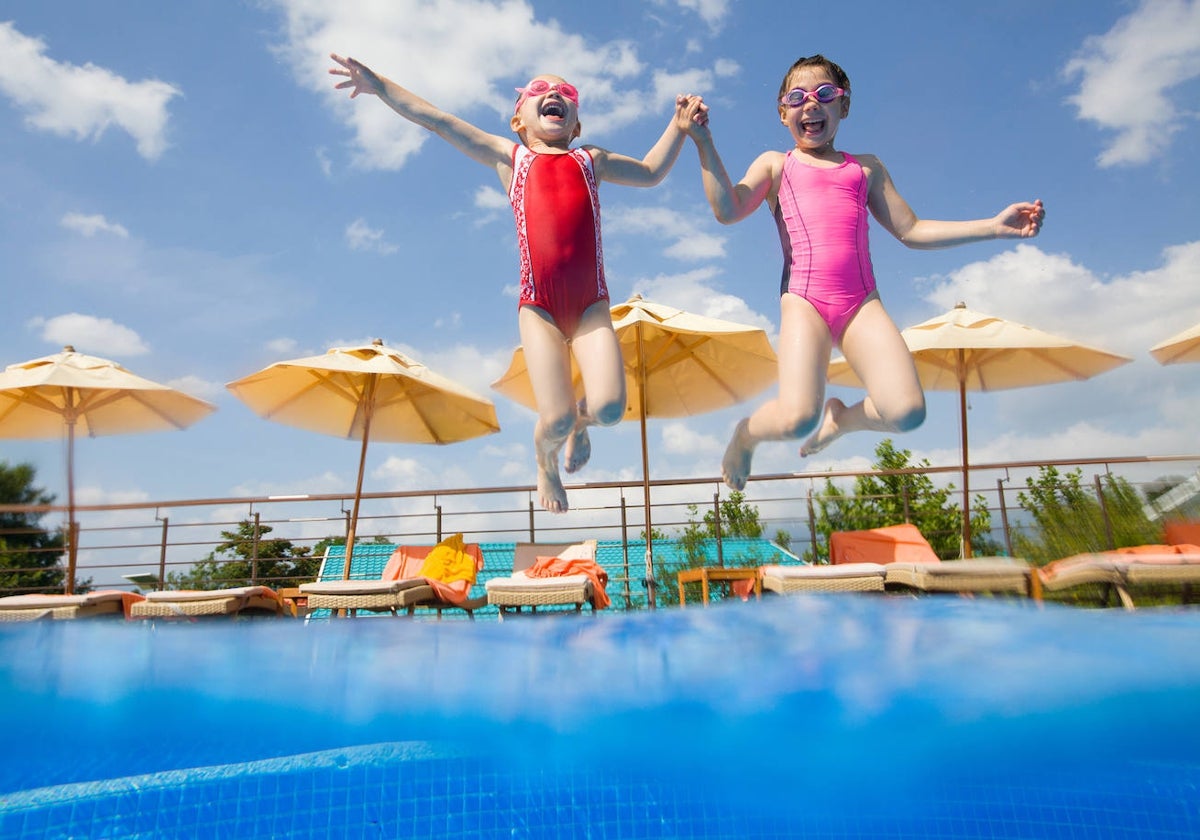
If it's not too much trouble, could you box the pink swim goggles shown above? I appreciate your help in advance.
[779,84,846,107]
[514,79,579,113]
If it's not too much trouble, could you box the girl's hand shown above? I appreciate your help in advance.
[329,53,383,98]
[674,94,709,134]
[997,199,1045,238]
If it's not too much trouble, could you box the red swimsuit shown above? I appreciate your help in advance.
[509,145,609,340]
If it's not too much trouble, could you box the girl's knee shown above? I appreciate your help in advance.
[778,406,821,440]
[884,398,925,433]
[592,397,625,427]
[540,410,577,441]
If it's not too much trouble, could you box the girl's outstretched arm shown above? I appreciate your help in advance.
[684,118,778,224]
[329,54,514,171]
[864,153,1045,248]
[591,95,707,187]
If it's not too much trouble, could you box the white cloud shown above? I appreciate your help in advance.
[60,212,129,238]
[661,421,722,458]
[659,0,733,30]
[634,266,777,340]
[1062,0,1200,167]
[27,313,150,356]
[266,337,300,356]
[917,241,1200,359]
[0,21,179,160]
[165,374,224,401]
[474,185,510,211]
[345,217,399,254]
[605,204,726,261]
[271,0,715,169]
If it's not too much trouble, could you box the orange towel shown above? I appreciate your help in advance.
[731,578,755,601]
[527,555,611,609]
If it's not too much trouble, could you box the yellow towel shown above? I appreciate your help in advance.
[417,533,476,584]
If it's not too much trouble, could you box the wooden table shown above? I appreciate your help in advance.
[677,567,761,606]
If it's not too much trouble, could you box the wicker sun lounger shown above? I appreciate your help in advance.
[1034,546,1200,609]
[485,540,602,617]
[0,590,141,622]
[759,562,888,594]
[128,585,286,619]
[299,540,488,618]
[884,558,1032,595]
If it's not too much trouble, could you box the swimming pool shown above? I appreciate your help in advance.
[1,596,1198,839]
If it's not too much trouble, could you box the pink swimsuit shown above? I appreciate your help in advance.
[774,151,877,344]
[509,145,609,340]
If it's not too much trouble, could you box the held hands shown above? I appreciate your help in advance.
[996,199,1045,239]
[674,94,709,133]
[329,53,384,98]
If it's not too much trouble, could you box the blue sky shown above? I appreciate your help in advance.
[1,0,1199,535]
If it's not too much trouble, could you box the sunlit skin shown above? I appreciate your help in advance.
[681,56,1044,491]
[329,54,708,512]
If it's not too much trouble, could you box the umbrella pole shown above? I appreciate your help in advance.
[341,376,377,581]
[65,414,78,595]
[958,352,973,558]
[637,328,656,609]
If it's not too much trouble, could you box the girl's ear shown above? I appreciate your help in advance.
[572,121,582,140]
[778,106,789,127]
[841,97,851,118]
[510,114,524,134]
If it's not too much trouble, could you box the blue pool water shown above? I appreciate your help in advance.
[1,596,1198,839]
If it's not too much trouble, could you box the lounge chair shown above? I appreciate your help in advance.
[0,590,142,622]
[128,585,286,619]
[767,524,1032,597]
[759,562,888,594]
[485,540,607,617]
[1034,543,1200,609]
[299,535,488,619]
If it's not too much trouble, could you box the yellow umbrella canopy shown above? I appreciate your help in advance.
[492,295,778,600]
[227,339,500,578]
[826,302,1132,556]
[1150,321,1200,365]
[0,345,216,592]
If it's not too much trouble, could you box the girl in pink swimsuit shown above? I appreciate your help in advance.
[682,54,1045,491]
[329,54,708,513]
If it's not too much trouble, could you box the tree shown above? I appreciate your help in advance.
[169,520,321,589]
[1013,466,1160,566]
[654,491,781,607]
[0,461,68,595]
[808,439,999,562]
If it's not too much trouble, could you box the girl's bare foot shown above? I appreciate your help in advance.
[721,419,755,491]
[537,461,569,513]
[800,398,846,457]
[563,423,591,474]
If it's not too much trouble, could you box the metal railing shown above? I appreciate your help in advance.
[2,452,1198,603]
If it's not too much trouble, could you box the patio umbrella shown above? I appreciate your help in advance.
[227,339,500,579]
[826,302,1131,556]
[491,295,778,602]
[1150,321,1200,365]
[0,345,216,593]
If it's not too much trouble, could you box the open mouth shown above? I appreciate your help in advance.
[801,117,826,134]
[540,99,567,119]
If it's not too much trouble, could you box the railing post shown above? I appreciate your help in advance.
[996,478,1013,557]
[806,489,820,563]
[528,500,535,542]
[1094,473,1116,550]
[619,494,632,608]
[157,516,169,591]
[712,492,725,567]
[251,512,261,585]
[435,504,443,542]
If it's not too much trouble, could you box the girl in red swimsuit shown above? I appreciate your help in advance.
[682,54,1045,491]
[330,54,707,512]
